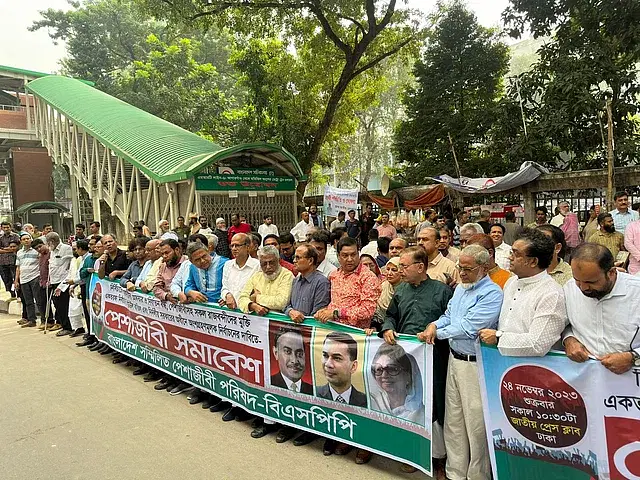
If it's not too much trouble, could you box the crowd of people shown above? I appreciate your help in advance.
[7,193,640,479]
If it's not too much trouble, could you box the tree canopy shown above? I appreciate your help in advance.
[393,1,510,183]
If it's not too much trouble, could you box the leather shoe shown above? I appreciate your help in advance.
[70,328,85,338]
[143,370,162,382]
[188,389,204,405]
[323,439,336,456]
[355,449,373,464]
[251,423,278,439]
[99,345,113,354]
[400,463,418,473]
[154,379,175,391]
[56,329,72,337]
[209,400,230,413]
[234,408,253,422]
[112,354,126,364]
[132,366,149,375]
[76,337,94,347]
[88,342,102,351]
[276,426,298,444]
[293,431,318,447]
[221,406,240,422]
[334,442,353,456]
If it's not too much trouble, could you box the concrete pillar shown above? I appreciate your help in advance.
[523,187,535,225]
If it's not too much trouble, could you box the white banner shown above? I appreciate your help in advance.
[323,186,359,217]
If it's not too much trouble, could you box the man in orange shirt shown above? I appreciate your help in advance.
[467,233,512,289]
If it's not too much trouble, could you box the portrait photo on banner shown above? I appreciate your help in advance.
[268,321,314,395]
[366,339,426,427]
[313,330,367,408]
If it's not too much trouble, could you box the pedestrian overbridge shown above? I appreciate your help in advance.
[22,74,303,237]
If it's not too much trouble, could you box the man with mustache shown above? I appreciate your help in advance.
[587,212,625,259]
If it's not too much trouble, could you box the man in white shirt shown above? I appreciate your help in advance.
[329,211,346,232]
[360,229,379,258]
[490,224,512,270]
[135,239,162,292]
[563,243,640,374]
[219,233,260,310]
[257,215,279,243]
[550,201,569,227]
[46,232,74,336]
[290,211,312,243]
[480,228,567,356]
[309,230,337,277]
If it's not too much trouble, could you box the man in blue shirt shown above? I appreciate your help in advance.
[609,190,639,234]
[183,242,228,303]
[421,244,503,480]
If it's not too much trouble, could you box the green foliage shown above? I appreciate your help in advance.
[133,0,426,181]
[500,0,640,169]
[110,35,231,138]
[393,1,510,184]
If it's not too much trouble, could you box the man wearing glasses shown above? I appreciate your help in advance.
[420,245,503,480]
[381,246,453,477]
[479,228,567,357]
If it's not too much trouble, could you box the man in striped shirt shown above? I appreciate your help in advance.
[15,233,40,327]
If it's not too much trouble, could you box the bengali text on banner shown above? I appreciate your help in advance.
[88,275,433,474]
[477,343,640,480]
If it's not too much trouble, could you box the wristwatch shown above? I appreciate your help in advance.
[333,309,340,320]
[631,350,640,367]
[495,330,503,343]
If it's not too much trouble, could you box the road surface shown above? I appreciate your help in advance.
[0,314,426,479]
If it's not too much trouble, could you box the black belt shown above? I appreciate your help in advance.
[450,348,476,362]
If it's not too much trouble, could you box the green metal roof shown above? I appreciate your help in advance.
[0,65,95,85]
[26,76,303,183]
[14,201,69,215]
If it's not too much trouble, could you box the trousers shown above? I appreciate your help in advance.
[19,277,40,322]
[444,355,491,480]
[50,283,71,331]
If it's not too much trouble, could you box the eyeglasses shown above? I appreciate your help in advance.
[371,364,403,377]
[455,264,480,273]
[397,261,421,271]
[293,255,308,261]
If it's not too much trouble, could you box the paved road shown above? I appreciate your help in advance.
[0,314,426,480]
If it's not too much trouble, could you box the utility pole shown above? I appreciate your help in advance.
[606,100,615,210]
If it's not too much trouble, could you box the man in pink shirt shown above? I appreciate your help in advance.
[624,220,640,274]
[375,213,397,240]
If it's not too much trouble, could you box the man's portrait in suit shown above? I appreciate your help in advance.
[270,326,313,394]
[316,331,367,407]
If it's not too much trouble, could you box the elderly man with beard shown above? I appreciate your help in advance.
[238,245,294,316]
[421,245,503,480]
[563,243,640,374]
[261,244,331,445]
[382,246,452,476]
[221,246,294,423]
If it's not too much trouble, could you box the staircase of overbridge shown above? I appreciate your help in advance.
[19,74,303,236]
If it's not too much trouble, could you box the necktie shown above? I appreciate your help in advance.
[290,383,298,393]
[336,395,346,403]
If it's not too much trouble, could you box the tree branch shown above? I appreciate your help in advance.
[351,35,414,78]
[309,1,351,54]
[365,0,376,34]
[377,0,397,33]
[188,1,311,21]
[334,13,367,38]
